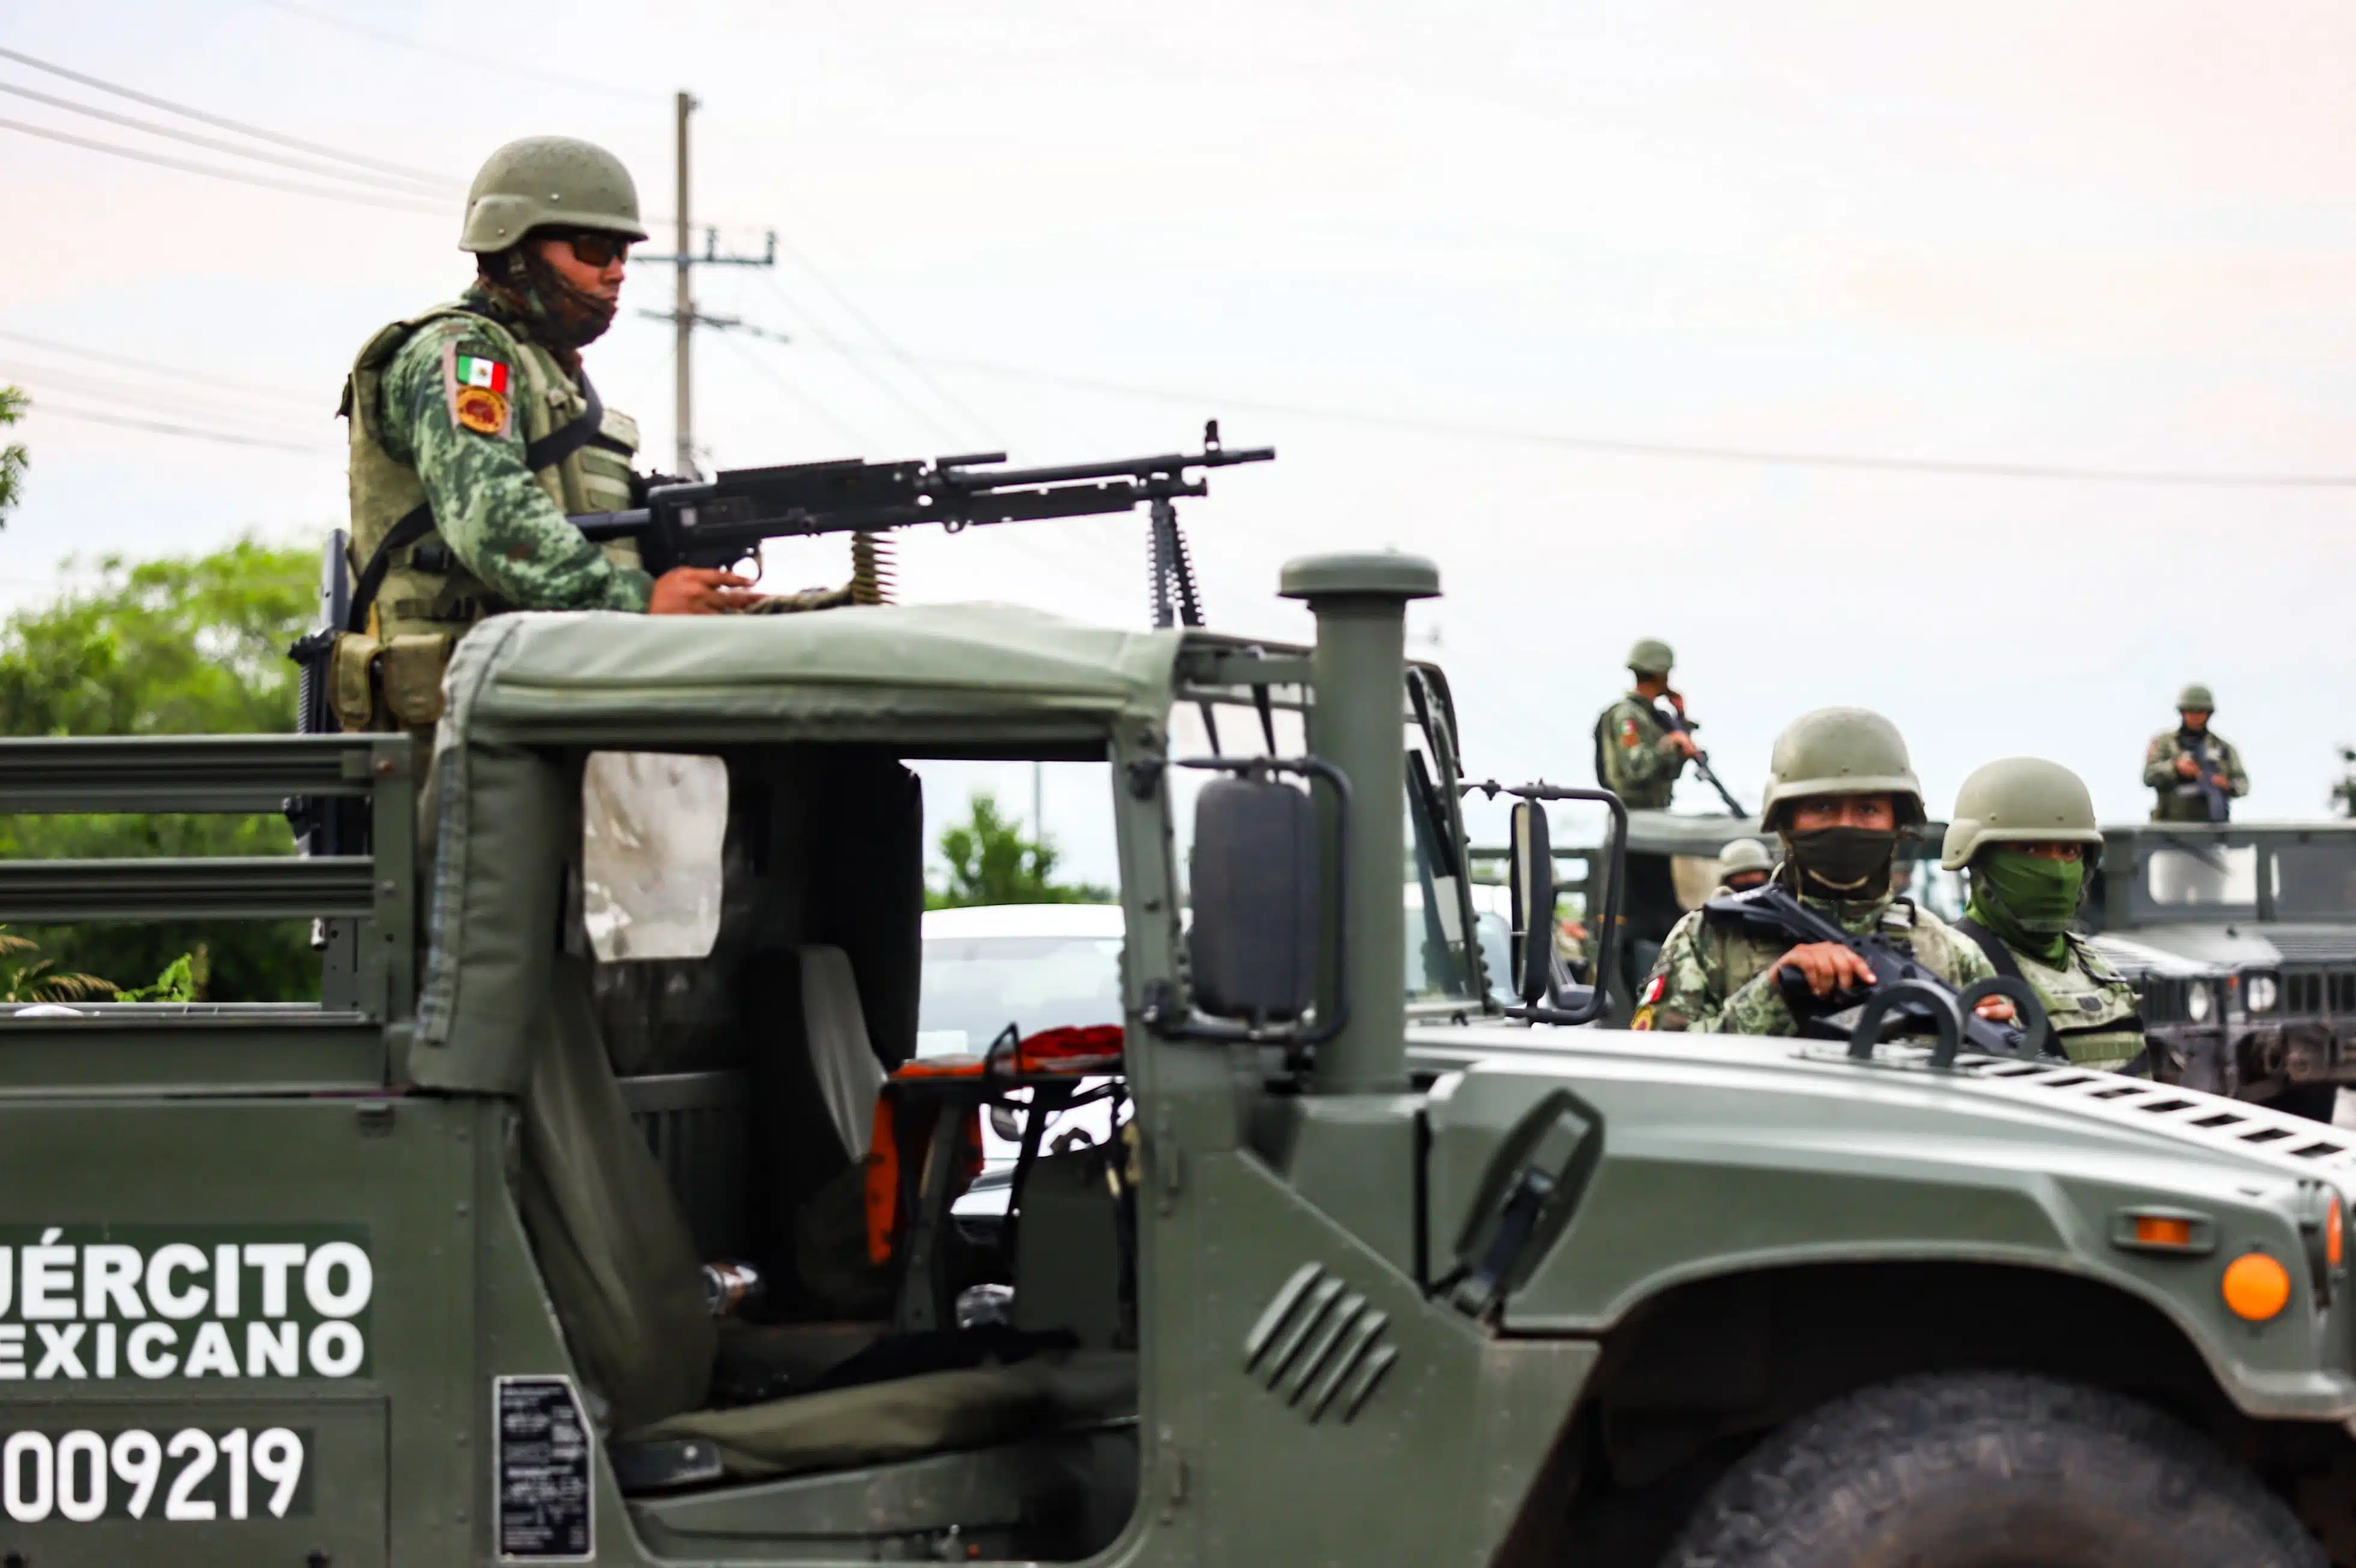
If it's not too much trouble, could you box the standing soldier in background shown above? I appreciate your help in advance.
[332,135,759,733]
[1593,639,1700,810]
[1635,708,2009,1034]
[2143,683,2248,824]
[1942,758,2143,1073]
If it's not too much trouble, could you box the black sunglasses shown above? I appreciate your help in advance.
[548,230,632,268]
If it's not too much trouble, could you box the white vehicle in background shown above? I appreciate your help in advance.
[920,904,1127,1222]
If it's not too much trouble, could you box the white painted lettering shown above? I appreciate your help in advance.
[82,1245,143,1320]
[245,1320,298,1378]
[4,1430,52,1522]
[0,1246,15,1316]
[125,1323,177,1379]
[0,1324,23,1380]
[94,1322,115,1379]
[21,1229,73,1321]
[302,1242,372,1320]
[144,1245,207,1321]
[54,1431,103,1523]
[183,1321,237,1379]
[32,1324,85,1379]
[306,1320,363,1378]
[211,1244,239,1319]
[240,1244,304,1318]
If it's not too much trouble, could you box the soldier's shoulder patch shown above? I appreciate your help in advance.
[1630,1005,1655,1031]
[1619,717,1642,748]
[1638,973,1665,1006]
[454,386,508,433]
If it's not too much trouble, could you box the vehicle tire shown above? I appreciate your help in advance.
[1660,1371,2322,1568]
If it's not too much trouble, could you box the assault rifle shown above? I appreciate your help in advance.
[2180,732,2232,824]
[1651,696,1745,816]
[1701,882,2052,1064]
[571,420,1271,629]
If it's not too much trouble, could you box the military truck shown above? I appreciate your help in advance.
[2080,821,2356,1119]
[1,556,2355,1565]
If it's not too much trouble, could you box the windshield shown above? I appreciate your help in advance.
[2271,837,2356,920]
[2144,843,2259,909]
[916,932,1125,1058]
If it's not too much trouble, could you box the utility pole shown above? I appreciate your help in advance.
[637,91,778,477]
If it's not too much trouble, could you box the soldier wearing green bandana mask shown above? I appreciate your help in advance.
[1942,758,2144,1072]
[1634,707,2009,1035]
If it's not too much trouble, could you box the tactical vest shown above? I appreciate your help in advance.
[335,303,643,729]
[342,302,643,642]
[1953,919,2144,1071]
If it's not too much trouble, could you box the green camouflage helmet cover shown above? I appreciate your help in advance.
[461,136,649,253]
[1760,706,1924,827]
[1627,637,1674,676]
[1940,756,2102,870]
[1718,836,1773,877]
[2177,682,2216,712]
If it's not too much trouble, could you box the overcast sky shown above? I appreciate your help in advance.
[5,1,2353,883]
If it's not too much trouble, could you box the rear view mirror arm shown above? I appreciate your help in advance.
[1463,780,1629,1027]
[1139,754,1353,1048]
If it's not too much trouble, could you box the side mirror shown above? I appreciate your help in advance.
[1189,777,1318,1024]
[1508,800,1555,1006]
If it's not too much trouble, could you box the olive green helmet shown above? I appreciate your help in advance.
[1718,837,1773,878]
[1940,756,2102,871]
[1759,706,1924,827]
[460,136,649,254]
[1627,637,1674,676]
[2177,682,2215,712]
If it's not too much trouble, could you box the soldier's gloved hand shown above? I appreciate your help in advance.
[649,566,765,616]
[1662,732,1701,759]
[2174,754,2200,779]
[2212,773,2231,789]
[1773,942,1876,999]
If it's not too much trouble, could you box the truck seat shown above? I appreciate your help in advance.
[626,1350,1136,1482]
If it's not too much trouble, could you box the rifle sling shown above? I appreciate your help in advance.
[346,361,610,635]
[1950,916,2025,984]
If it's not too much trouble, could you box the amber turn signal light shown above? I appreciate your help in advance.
[2330,1196,2345,1272]
[2135,1216,2194,1249]
[2223,1252,2293,1323]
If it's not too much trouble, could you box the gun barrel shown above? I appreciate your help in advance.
[942,446,1274,491]
[571,507,655,542]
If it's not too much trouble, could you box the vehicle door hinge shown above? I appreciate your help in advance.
[1154,1116,1184,1214]
[1159,1426,1189,1519]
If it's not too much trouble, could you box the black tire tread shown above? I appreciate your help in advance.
[1663,1370,2322,1568]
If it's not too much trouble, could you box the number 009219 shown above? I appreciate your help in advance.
[0,1427,308,1522]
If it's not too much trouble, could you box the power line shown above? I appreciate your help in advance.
[0,79,445,196]
[20,400,337,455]
[751,272,971,451]
[0,363,322,437]
[878,352,2356,491]
[0,329,317,408]
[0,44,459,188]
[769,242,1005,449]
[0,117,442,215]
[714,332,881,453]
[250,0,663,102]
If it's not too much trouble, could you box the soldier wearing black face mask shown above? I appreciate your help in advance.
[1632,707,2007,1034]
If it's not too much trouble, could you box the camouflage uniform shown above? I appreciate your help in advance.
[1594,694,1686,810]
[1635,886,1995,1034]
[1982,938,2141,1071]
[2142,729,2248,823]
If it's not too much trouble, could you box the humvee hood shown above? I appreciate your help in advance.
[442,602,1184,746]
[1410,1023,2356,1196]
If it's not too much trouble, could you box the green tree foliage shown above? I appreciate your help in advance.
[0,387,25,524]
[0,926,114,1004]
[928,792,1111,909]
[0,539,319,1000]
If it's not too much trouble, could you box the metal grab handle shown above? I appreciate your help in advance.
[1956,976,2052,1062]
[1849,979,1962,1066]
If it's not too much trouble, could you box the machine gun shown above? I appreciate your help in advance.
[1701,883,2051,1064]
[1651,696,1746,816]
[570,420,1270,629]
[2180,732,2232,824]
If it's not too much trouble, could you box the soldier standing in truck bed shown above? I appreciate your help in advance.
[2143,683,2248,824]
[332,135,758,732]
[1593,639,1700,810]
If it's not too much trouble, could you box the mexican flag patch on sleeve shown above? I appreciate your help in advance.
[455,354,509,393]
